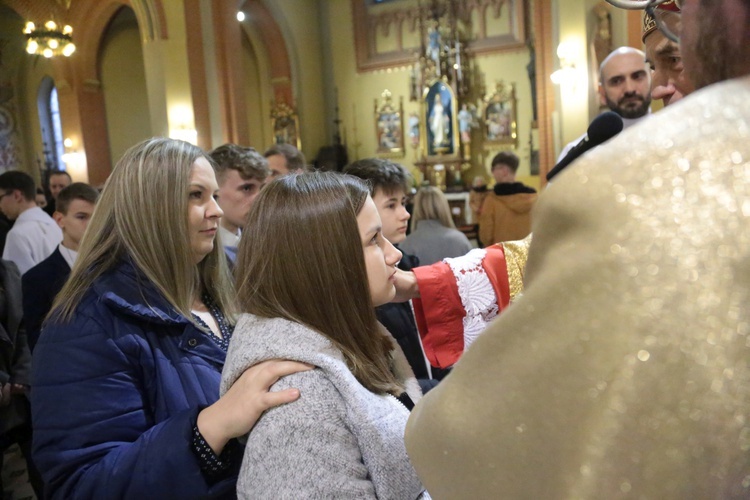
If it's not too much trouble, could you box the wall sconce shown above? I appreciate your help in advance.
[168,105,198,145]
[550,64,577,86]
[169,127,198,145]
[61,137,89,182]
[550,41,585,87]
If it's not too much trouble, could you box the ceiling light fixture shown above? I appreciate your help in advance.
[23,20,76,58]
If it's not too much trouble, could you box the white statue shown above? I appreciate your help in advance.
[430,94,449,148]
[458,104,473,144]
[427,21,441,69]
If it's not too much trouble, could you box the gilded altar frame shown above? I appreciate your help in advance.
[422,80,459,159]
[482,81,518,149]
[270,102,301,150]
[374,90,405,157]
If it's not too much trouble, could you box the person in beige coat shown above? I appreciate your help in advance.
[478,151,537,246]
[405,0,750,497]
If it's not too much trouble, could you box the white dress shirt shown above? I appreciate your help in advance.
[58,243,78,269]
[219,225,241,248]
[3,206,63,274]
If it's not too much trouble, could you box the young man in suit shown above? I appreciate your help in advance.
[22,183,98,351]
[208,144,269,264]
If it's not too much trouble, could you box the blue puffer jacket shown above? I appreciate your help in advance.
[31,261,238,499]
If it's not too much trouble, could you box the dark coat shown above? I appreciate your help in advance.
[375,251,438,393]
[0,260,30,435]
[22,247,70,352]
[31,261,237,499]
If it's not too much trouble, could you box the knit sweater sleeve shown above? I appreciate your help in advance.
[237,370,377,499]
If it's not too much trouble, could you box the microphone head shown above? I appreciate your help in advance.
[546,111,625,182]
[587,111,624,145]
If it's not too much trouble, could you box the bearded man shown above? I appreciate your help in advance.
[558,46,652,161]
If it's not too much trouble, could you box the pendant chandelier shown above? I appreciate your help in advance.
[23,21,76,58]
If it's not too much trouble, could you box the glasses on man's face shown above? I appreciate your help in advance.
[646,1,681,43]
[604,0,682,43]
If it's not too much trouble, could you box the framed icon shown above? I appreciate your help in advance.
[270,102,301,150]
[483,81,518,148]
[374,90,405,157]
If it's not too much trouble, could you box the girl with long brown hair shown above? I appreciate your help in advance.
[222,172,426,499]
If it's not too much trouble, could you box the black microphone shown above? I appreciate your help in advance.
[546,111,624,181]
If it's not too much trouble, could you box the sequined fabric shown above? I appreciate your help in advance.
[405,76,750,499]
[502,236,531,301]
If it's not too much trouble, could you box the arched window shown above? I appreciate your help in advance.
[37,76,65,171]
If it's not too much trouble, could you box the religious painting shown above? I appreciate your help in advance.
[424,81,457,157]
[270,102,301,150]
[483,81,518,148]
[374,90,404,156]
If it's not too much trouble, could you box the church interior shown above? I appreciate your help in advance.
[1,0,646,201]
[1,0,660,497]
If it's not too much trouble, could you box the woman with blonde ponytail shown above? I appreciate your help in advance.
[31,138,309,499]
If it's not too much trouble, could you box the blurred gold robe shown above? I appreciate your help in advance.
[406,76,750,499]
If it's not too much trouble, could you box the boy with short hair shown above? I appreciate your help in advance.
[344,158,412,246]
[22,182,99,351]
[478,151,537,246]
[208,144,269,262]
[344,158,438,391]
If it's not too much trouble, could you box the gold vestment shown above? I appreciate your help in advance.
[406,76,750,499]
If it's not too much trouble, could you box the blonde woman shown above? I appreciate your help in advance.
[222,172,426,499]
[400,186,472,265]
[31,138,309,498]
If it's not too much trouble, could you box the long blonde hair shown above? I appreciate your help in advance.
[50,137,235,324]
[235,172,403,395]
[412,186,456,230]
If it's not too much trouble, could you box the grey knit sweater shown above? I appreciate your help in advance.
[220,314,427,499]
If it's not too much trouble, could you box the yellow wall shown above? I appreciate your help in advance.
[159,0,195,140]
[472,50,536,182]
[9,0,641,187]
[241,30,273,152]
[323,0,536,187]
[100,8,151,167]
[263,0,328,162]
